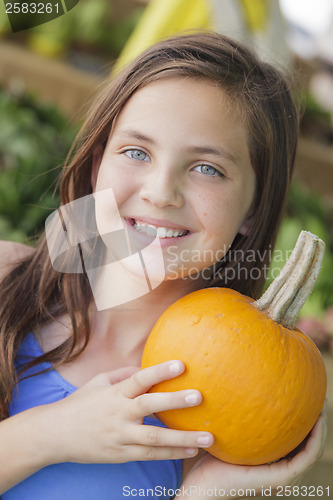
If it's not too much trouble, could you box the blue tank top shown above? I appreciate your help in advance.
[4,333,182,500]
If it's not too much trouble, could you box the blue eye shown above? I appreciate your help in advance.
[124,149,150,162]
[193,164,222,177]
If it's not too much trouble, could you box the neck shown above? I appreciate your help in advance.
[88,273,208,351]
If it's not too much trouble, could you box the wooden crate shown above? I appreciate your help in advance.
[295,137,333,207]
[0,40,106,120]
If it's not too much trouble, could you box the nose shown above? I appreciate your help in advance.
[140,167,184,209]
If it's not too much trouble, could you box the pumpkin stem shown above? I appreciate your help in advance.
[254,231,325,329]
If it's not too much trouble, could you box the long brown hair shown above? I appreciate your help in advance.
[0,31,299,419]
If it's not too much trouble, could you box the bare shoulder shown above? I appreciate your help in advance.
[0,240,34,281]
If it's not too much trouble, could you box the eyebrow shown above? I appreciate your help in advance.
[185,145,237,164]
[116,128,238,165]
[117,129,155,144]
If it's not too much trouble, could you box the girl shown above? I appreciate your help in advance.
[0,32,327,499]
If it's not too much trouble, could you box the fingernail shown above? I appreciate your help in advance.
[185,391,201,405]
[185,448,198,456]
[197,434,213,447]
[169,361,183,374]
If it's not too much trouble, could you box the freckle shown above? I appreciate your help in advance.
[203,212,207,216]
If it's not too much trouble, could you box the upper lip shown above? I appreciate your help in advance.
[125,216,191,232]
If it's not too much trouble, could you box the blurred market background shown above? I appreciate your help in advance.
[0,0,332,495]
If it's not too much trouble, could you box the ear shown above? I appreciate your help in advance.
[91,145,104,192]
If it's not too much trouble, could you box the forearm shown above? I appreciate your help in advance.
[0,405,56,494]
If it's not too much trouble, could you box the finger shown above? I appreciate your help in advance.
[122,443,200,462]
[106,366,141,385]
[321,398,328,417]
[87,366,141,386]
[307,407,328,459]
[132,389,202,418]
[120,360,185,399]
[286,400,328,459]
[286,410,327,478]
[126,424,214,450]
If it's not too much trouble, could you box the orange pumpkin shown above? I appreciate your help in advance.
[142,231,327,465]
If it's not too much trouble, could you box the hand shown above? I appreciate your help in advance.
[41,360,214,465]
[180,401,327,498]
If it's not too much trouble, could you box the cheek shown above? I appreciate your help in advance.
[198,191,240,231]
[94,188,124,238]
[198,190,251,253]
[95,162,138,206]
[96,159,122,190]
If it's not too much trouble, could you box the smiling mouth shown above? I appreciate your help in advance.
[127,218,190,239]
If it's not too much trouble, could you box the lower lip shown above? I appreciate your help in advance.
[124,218,192,248]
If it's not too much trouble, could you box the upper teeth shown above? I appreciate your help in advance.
[133,220,188,238]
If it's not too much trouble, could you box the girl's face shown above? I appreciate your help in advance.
[93,78,256,284]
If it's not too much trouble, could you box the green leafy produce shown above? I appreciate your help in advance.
[0,87,77,242]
